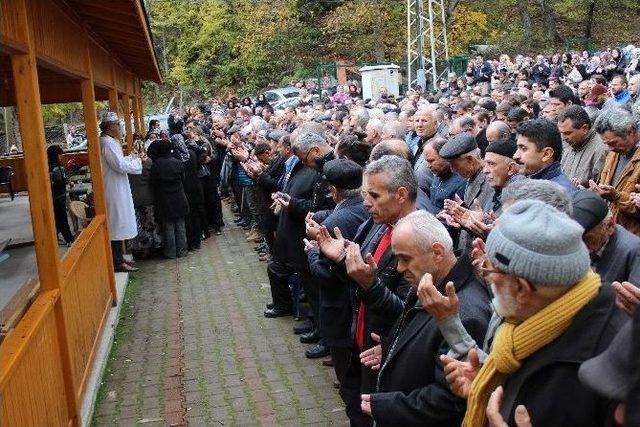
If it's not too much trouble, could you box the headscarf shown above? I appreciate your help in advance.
[170,134,190,162]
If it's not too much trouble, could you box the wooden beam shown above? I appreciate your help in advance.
[10,0,79,423]
[121,93,133,148]
[81,35,117,303]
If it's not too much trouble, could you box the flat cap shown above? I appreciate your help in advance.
[323,159,362,190]
[571,190,609,232]
[439,133,478,159]
[485,139,517,158]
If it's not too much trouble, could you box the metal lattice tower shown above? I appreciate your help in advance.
[407,0,449,90]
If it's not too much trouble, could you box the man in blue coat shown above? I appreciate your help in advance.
[305,159,370,426]
[513,118,577,194]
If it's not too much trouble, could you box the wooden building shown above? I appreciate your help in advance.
[0,0,160,425]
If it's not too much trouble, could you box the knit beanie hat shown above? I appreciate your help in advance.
[486,199,590,287]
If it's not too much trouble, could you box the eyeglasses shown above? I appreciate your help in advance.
[477,258,505,277]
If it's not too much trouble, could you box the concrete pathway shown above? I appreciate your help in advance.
[92,211,349,426]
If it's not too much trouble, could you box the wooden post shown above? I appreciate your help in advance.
[138,96,146,132]
[121,93,133,148]
[10,0,79,423]
[131,95,142,137]
[107,89,119,114]
[81,40,117,304]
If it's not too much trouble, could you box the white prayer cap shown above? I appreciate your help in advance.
[101,111,119,123]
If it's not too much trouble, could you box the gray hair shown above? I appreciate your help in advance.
[297,121,326,137]
[593,107,637,137]
[352,107,370,128]
[453,116,476,133]
[293,132,329,153]
[370,139,411,161]
[584,106,601,124]
[366,118,384,133]
[381,121,407,139]
[364,155,417,202]
[251,118,270,132]
[501,178,573,215]
[396,210,453,252]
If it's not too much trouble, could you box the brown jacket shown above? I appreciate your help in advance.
[598,147,640,236]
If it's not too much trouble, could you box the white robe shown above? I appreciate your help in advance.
[100,134,142,241]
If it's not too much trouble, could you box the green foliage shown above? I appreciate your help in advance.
[145,0,640,102]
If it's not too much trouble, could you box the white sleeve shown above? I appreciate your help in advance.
[102,142,142,175]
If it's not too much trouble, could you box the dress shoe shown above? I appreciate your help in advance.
[305,344,330,359]
[258,253,271,262]
[115,262,138,273]
[293,320,313,335]
[299,331,320,344]
[264,307,292,318]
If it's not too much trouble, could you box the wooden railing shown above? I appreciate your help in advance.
[0,215,113,426]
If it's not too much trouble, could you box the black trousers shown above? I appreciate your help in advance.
[331,346,372,427]
[201,174,223,229]
[111,240,124,266]
[53,196,73,243]
[267,260,294,311]
[185,202,205,249]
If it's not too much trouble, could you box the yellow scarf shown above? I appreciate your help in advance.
[462,270,601,427]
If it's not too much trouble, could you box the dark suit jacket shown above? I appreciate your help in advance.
[331,218,413,350]
[273,162,319,270]
[594,225,640,285]
[500,284,626,427]
[369,256,491,427]
[307,196,369,347]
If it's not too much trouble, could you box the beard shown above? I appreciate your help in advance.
[491,284,519,319]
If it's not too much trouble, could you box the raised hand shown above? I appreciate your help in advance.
[345,242,377,290]
[418,274,459,321]
[305,212,321,240]
[471,238,488,279]
[303,238,319,253]
[316,226,347,262]
[361,394,372,417]
[359,333,382,370]
[612,281,640,316]
[440,348,481,399]
[487,386,533,427]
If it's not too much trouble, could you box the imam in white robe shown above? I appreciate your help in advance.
[100,133,142,241]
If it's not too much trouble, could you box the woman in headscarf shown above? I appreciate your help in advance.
[47,145,74,245]
[128,140,161,259]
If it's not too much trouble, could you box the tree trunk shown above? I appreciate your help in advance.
[538,0,563,43]
[3,107,22,152]
[584,0,596,39]
[519,1,533,50]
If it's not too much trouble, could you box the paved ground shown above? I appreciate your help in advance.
[92,211,349,426]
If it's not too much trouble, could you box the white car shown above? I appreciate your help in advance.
[262,87,301,109]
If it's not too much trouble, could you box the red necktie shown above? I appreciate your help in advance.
[355,227,393,352]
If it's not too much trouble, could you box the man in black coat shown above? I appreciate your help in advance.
[316,155,417,398]
[356,210,491,427]
[305,159,370,426]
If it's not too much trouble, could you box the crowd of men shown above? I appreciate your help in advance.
[100,47,640,426]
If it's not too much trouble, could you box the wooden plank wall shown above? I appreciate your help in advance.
[0,0,148,425]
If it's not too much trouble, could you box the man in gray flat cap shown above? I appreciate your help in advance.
[439,132,493,251]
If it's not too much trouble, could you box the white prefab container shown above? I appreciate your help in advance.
[359,64,401,101]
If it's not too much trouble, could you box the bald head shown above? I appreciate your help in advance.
[486,120,511,144]
[370,139,411,161]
